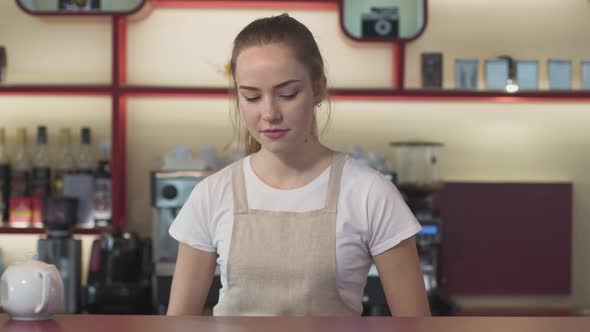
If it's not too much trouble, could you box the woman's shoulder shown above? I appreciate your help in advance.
[341,154,386,182]
[204,157,243,188]
[340,154,400,197]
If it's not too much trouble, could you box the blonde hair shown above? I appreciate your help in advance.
[228,14,331,155]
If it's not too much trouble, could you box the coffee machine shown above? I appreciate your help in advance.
[37,197,82,314]
[363,185,457,316]
[85,228,153,314]
[401,184,457,316]
[362,142,457,316]
[151,170,217,314]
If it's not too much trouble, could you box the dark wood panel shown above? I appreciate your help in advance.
[440,182,572,295]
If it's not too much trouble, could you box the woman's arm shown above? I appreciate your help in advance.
[166,243,218,315]
[373,236,431,316]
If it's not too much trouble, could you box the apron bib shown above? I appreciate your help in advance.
[214,153,359,316]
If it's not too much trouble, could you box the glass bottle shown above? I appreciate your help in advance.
[53,128,75,196]
[31,126,52,227]
[0,127,10,224]
[77,127,93,174]
[93,139,111,227]
[9,127,31,227]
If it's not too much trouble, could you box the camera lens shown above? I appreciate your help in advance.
[374,19,393,36]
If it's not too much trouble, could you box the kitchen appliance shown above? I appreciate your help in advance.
[394,141,457,315]
[389,141,443,195]
[407,190,457,316]
[151,170,217,314]
[362,189,457,316]
[0,255,64,320]
[362,141,456,316]
[37,197,82,314]
[85,229,153,314]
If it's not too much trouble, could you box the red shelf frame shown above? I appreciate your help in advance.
[0,227,107,235]
[2,0,590,234]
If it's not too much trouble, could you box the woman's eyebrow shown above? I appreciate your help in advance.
[238,79,301,91]
[273,80,301,89]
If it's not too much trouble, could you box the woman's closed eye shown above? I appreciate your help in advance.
[279,90,299,100]
[242,94,261,102]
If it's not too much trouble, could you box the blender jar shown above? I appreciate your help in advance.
[389,141,443,192]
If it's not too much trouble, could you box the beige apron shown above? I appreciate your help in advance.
[213,153,360,316]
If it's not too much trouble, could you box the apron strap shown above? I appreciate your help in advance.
[232,158,249,214]
[324,153,346,212]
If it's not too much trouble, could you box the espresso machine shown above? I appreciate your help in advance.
[37,197,82,314]
[85,228,153,314]
[151,170,219,314]
[402,185,458,316]
[362,142,457,316]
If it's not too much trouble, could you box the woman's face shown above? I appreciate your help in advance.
[234,43,318,155]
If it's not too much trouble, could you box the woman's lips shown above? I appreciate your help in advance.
[261,129,289,139]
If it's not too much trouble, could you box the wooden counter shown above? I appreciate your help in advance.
[2,315,590,332]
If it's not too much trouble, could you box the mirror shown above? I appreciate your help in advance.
[17,0,145,14]
[340,0,427,42]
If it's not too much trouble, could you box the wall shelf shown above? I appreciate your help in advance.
[0,226,106,235]
[0,85,113,95]
[2,84,590,102]
[118,85,590,102]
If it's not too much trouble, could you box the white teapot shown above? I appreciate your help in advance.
[0,254,64,320]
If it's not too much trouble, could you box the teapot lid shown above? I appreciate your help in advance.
[14,252,51,270]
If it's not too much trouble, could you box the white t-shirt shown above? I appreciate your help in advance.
[169,154,422,313]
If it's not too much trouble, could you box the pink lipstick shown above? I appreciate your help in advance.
[261,129,289,139]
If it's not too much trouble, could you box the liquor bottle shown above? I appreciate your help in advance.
[30,126,52,227]
[93,139,111,226]
[77,127,93,174]
[9,128,31,227]
[54,128,75,196]
[0,127,10,224]
[73,127,95,228]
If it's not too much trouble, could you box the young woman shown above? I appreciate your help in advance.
[167,14,430,317]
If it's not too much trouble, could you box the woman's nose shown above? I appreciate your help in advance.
[261,98,283,122]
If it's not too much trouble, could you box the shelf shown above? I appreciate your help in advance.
[119,85,590,102]
[0,85,113,95]
[0,226,106,235]
[386,90,590,102]
[2,84,589,102]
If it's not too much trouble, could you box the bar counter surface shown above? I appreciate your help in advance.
[2,315,590,332]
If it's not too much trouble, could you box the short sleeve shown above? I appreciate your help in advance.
[367,174,422,256]
[168,179,216,253]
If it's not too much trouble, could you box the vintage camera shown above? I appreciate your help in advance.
[58,0,101,11]
[361,7,399,38]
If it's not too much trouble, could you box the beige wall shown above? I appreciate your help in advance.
[1,0,590,311]
[0,1,111,84]
[126,8,393,88]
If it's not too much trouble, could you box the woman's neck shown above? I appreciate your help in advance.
[250,141,334,190]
